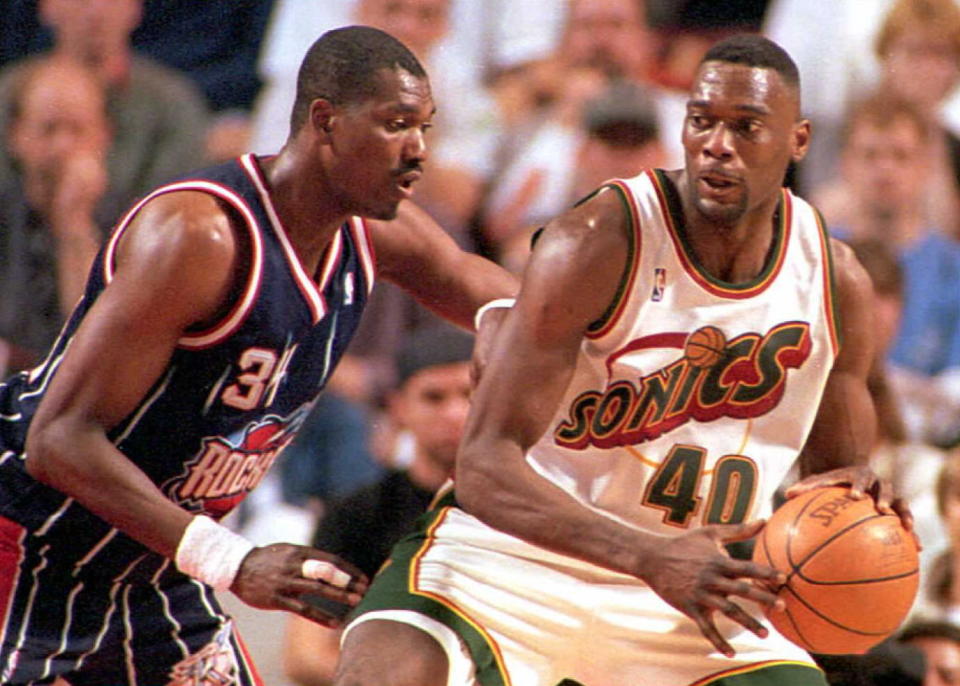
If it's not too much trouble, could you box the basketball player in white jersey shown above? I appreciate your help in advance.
[335,34,916,686]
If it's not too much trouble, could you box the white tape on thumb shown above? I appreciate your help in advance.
[301,559,352,589]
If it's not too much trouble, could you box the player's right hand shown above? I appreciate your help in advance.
[230,543,368,627]
[640,520,785,658]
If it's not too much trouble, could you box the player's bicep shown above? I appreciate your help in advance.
[800,241,877,475]
[31,193,238,433]
[463,188,632,451]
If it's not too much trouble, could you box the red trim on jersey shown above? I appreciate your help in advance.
[651,172,792,299]
[231,625,266,686]
[102,179,265,351]
[0,516,25,654]
[586,178,643,340]
[241,154,328,324]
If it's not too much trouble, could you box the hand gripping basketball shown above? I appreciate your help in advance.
[754,486,919,654]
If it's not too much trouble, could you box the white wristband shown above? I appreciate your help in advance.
[474,298,516,331]
[175,515,255,592]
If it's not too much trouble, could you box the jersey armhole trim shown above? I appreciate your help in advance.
[353,217,377,295]
[586,180,641,339]
[102,180,264,351]
[813,209,841,358]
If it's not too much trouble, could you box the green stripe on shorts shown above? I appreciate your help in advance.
[349,496,509,686]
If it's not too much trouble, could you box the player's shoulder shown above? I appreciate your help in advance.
[119,190,239,270]
[542,182,634,248]
[826,236,874,314]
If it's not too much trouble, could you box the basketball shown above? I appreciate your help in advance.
[752,486,919,655]
[684,326,726,368]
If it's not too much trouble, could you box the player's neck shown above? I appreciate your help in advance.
[683,199,780,285]
[260,151,350,271]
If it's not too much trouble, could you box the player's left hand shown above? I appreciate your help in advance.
[230,543,369,627]
[785,465,919,548]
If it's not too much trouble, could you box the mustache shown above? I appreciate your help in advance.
[392,163,423,176]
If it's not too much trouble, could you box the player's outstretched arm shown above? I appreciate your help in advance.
[24,192,365,623]
[368,201,519,330]
[454,186,783,657]
[789,239,914,532]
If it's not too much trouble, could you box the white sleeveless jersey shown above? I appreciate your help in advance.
[527,169,841,536]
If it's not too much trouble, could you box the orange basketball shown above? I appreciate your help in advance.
[752,486,919,655]
[684,326,726,368]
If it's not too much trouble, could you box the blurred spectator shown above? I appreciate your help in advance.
[0,0,209,211]
[277,355,386,516]
[282,324,473,686]
[483,0,679,254]
[872,0,960,236]
[0,57,117,372]
[899,621,960,686]
[131,0,276,162]
[767,0,960,219]
[493,80,667,271]
[815,94,960,445]
[646,0,769,92]
[919,455,960,623]
[813,637,924,686]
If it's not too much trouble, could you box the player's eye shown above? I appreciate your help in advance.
[688,114,711,130]
[737,119,762,137]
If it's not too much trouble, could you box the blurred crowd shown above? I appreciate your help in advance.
[6,0,960,684]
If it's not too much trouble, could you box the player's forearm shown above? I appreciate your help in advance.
[457,438,652,579]
[414,254,518,331]
[25,418,192,557]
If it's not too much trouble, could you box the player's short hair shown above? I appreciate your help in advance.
[289,25,427,135]
[395,324,473,388]
[699,33,800,92]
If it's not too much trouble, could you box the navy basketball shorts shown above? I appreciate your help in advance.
[0,515,262,686]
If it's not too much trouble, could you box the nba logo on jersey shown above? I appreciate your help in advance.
[652,268,666,301]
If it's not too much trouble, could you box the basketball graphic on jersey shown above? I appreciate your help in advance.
[684,326,727,368]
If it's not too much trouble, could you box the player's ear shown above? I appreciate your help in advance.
[310,99,336,142]
[791,118,811,163]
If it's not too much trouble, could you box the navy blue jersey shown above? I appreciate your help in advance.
[0,154,378,685]
[0,152,375,539]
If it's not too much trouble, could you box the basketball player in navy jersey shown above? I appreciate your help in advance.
[335,35,916,686]
[0,26,514,686]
